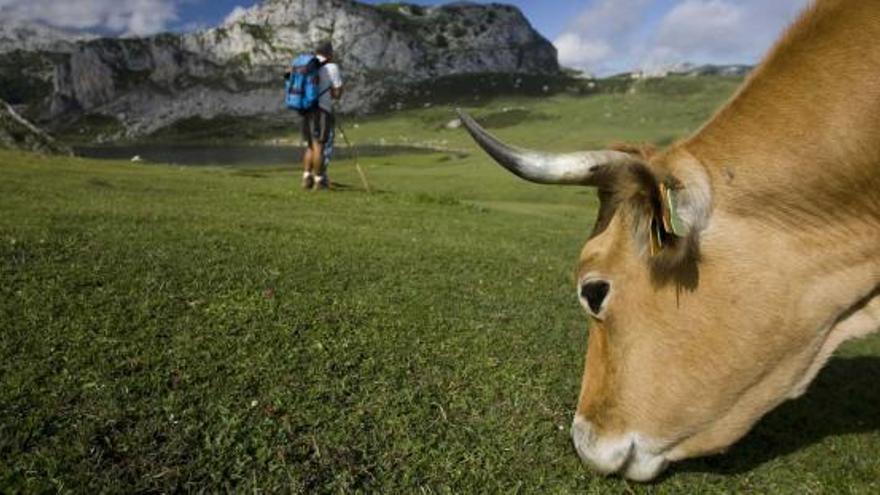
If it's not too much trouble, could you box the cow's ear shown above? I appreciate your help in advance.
[661,151,712,239]
[646,182,691,259]
[649,153,713,265]
[658,182,690,237]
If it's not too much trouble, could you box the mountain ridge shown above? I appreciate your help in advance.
[0,0,558,140]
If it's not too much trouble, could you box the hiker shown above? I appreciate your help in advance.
[296,41,343,190]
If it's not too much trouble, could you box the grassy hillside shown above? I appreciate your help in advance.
[1,78,878,493]
[124,74,743,148]
[343,75,744,152]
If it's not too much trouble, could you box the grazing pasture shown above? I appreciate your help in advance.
[1,77,878,492]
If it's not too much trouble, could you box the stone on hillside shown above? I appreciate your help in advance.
[445,118,462,129]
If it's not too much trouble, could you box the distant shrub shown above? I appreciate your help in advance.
[434,34,448,48]
[374,3,424,35]
[0,53,53,106]
[230,52,252,68]
[240,23,274,45]
[214,28,229,43]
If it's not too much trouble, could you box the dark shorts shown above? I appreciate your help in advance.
[301,109,335,145]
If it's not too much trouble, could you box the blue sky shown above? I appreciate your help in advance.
[176,1,259,31]
[174,0,583,38]
[0,0,811,75]
[167,1,583,39]
[378,0,810,75]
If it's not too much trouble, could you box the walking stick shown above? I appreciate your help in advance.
[335,122,371,194]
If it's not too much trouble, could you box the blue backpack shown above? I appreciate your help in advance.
[285,54,327,113]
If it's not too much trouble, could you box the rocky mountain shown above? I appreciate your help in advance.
[630,63,752,79]
[677,64,752,77]
[0,0,559,140]
[0,23,95,54]
[0,99,71,154]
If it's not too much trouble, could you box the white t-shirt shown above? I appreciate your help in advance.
[316,55,343,113]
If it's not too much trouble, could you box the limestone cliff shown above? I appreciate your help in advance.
[0,23,95,54]
[0,0,558,139]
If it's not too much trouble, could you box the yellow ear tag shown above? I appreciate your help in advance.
[649,217,664,257]
[660,183,687,237]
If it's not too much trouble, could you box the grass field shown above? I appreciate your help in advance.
[2,78,879,493]
[343,75,745,152]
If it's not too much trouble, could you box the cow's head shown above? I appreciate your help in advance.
[458,110,850,481]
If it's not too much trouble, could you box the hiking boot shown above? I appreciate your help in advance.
[301,174,315,190]
[313,175,330,190]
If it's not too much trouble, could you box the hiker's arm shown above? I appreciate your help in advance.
[329,64,343,99]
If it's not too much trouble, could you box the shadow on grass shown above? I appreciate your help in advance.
[328,182,390,195]
[672,356,880,476]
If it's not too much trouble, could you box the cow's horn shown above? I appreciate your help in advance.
[457,109,638,186]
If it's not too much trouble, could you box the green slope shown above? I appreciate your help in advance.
[1,77,878,493]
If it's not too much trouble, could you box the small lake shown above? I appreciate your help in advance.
[74,144,439,167]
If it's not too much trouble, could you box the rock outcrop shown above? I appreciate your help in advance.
[0,99,71,154]
[0,0,558,139]
[630,63,752,79]
[0,23,95,54]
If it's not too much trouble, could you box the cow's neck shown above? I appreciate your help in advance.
[681,0,880,321]
[685,0,880,251]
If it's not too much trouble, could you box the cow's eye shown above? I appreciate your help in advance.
[580,279,611,316]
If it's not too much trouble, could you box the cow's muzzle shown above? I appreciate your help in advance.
[571,415,669,482]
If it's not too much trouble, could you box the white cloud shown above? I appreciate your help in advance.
[554,0,811,76]
[0,0,179,36]
[657,0,747,56]
[646,0,808,69]
[555,33,612,70]
[553,0,651,75]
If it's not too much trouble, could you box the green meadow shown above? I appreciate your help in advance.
[1,76,878,493]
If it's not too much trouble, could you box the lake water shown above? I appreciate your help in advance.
[74,144,438,167]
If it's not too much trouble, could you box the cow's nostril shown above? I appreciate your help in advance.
[581,280,611,314]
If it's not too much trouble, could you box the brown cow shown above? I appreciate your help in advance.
[459,0,880,481]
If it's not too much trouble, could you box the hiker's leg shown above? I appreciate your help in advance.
[301,113,316,189]
[301,147,316,189]
[310,141,324,180]
[309,141,324,191]
[319,124,335,187]
[303,146,313,173]
[313,111,332,189]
